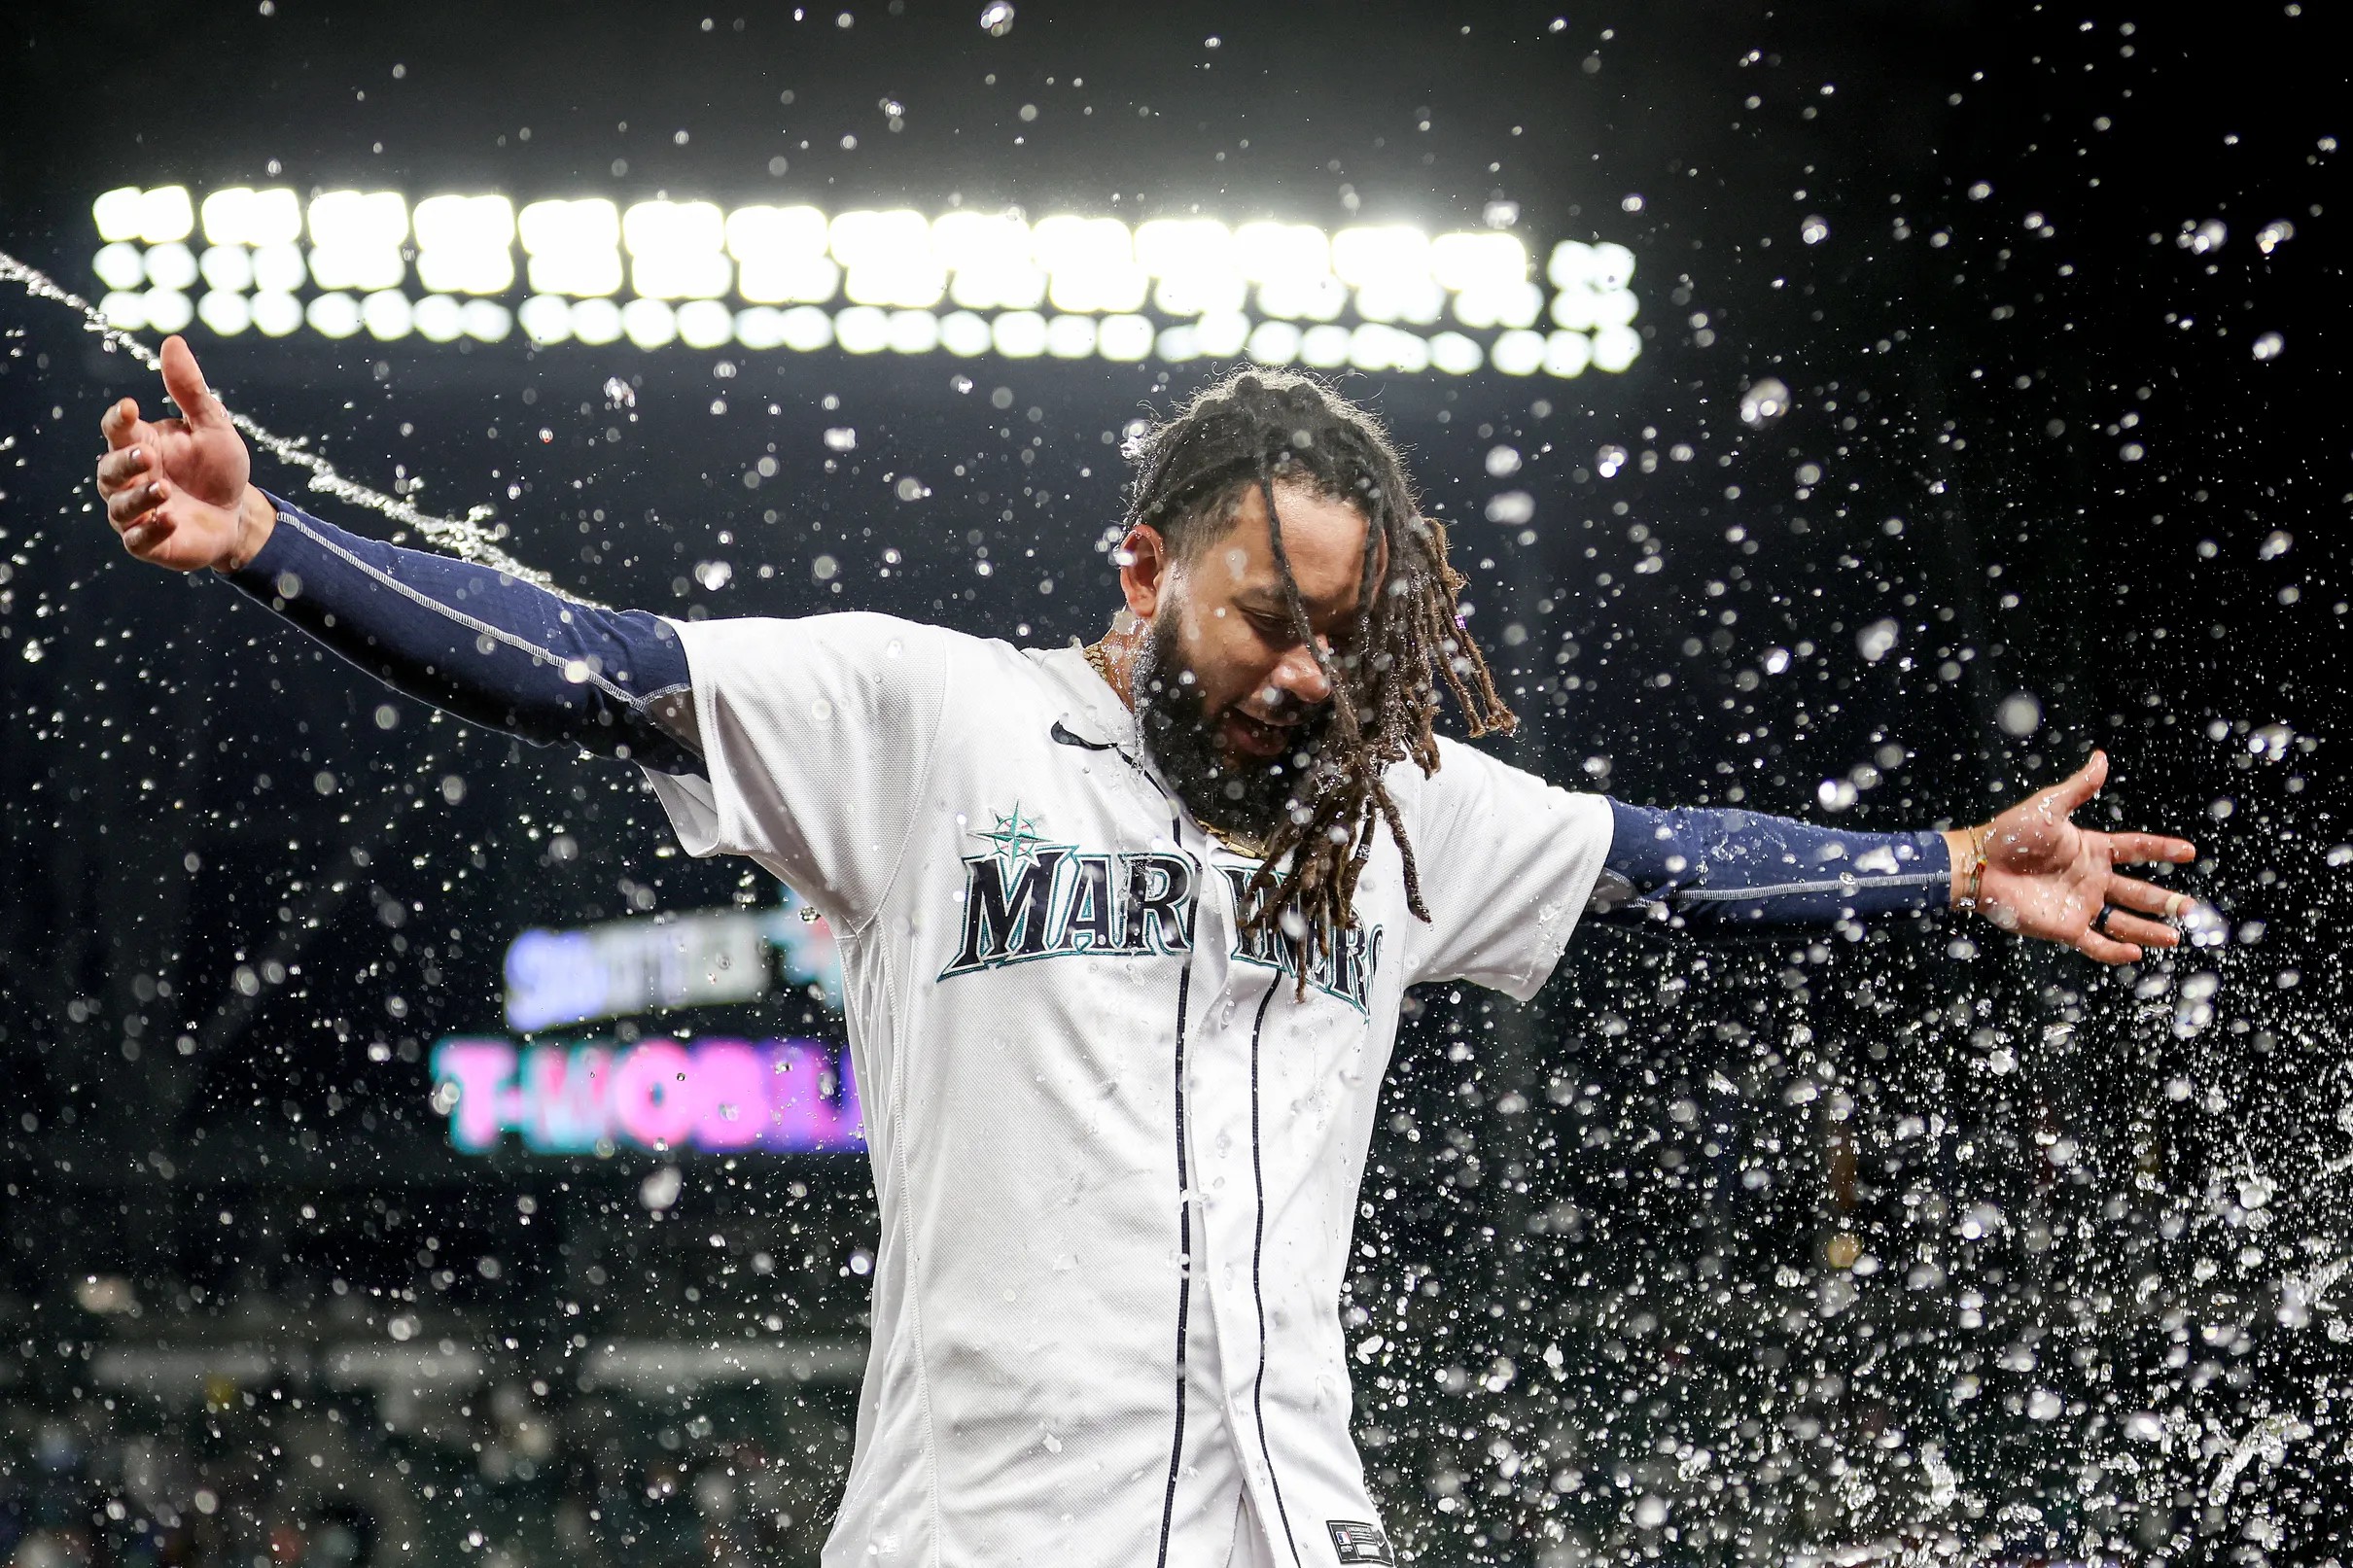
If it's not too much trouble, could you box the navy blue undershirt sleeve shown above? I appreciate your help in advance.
[1596,798,1951,928]
[222,495,704,776]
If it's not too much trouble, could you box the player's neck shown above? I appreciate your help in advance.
[1089,610,1143,710]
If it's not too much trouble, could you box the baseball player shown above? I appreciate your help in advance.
[93,337,2196,1566]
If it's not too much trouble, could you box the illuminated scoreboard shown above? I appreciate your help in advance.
[433,889,860,1158]
[85,184,1643,379]
[433,1035,862,1157]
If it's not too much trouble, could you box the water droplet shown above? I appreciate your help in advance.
[978,0,1015,35]
[1996,691,2042,737]
[2253,331,2285,361]
[640,1166,684,1210]
[1800,214,1829,245]
[1738,377,1791,429]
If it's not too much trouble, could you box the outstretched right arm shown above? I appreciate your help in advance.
[94,335,702,774]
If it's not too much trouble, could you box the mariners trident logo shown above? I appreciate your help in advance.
[939,804,1382,1010]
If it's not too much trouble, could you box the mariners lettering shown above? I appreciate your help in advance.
[939,809,1380,1005]
[944,847,1196,978]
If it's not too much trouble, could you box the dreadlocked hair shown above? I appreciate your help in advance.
[1120,367,1516,977]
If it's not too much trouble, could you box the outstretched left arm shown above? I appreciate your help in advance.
[1598,750,2196,964]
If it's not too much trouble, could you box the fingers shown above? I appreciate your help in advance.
[158,335,227,429]
[2108,873,2193,920]
[2049,749,2109,813]
[2074,926,2143,965]
[120,511,178,558]
[97,443,151,496]
[2100,908,2179,950]
[2107,830,2196,866]
[108,477,168,530]
[100,396,147,451]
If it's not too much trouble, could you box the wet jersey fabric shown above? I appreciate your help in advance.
[642,614,1613,1567]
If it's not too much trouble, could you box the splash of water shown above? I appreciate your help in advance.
[0,246,552,586]
[2208,1410,2308,1508]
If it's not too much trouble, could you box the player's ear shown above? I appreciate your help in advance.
[1118,524,1172,621]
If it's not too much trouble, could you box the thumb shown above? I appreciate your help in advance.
[158,334,228,428]
[2049,749,2108,813]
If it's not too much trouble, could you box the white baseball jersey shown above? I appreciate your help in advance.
[644,614,1613,1567]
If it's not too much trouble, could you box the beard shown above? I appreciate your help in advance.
[1132,606,1330,850]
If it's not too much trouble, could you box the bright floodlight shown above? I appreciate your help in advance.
[991,310,1048,358]
[887,309,942,356]
[517,296,571,346]
[1543,330,1592,378]
[935,211,1043,311]
[308,192,409,293]
[520,199,624,296]
[778,306,833,353]
[1135,218,1234,276]
[1430,230,1527,292]
[251,292,302,337]
[1033,215,1146,313]
[1097,313,1153,363]
[1137,220,1243,316]
[830,210,944,308]
[415,295,465,343]
[134,187,196,245]
[201,188,301,248]
[362,290,414,341]
[252,243,307,294]
[142,242,199,292]
[462,299,512,343]
[1257,274,1348,323]
[1298,324,1351,368]
[308,191,409,250]
[623,201,729,299]
[91,188,146,244]
[97,292,147,331]
[91,243,146,293]
[142,289,193,333]
[834,305,890,354]
[732,306,787,350]
[1234,222,1328,285]
[199,245,255,294]
[938,310,992,357]
[729,206,839,303]
[414,194,517,296]
[677,298,734,349]
[569,297,624,346]
[1330,226,1431,289]
[1246,320,1303,365]
[1451,281,1544,330]
[197,291,251,337]
[620,296,679,349]
[305,292,364,340]
[1045,313,1097,359]
[1427,331,1484,375]
[1590,324,1641,373]
[727,204,829,260]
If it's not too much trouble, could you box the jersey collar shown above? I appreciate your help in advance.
[1027,640,1140,753]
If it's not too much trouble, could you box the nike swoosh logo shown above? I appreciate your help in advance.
[1050,719,1116,751]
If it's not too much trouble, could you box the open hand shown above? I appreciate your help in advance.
[1961,750,2198,963]
[93,334,267,573]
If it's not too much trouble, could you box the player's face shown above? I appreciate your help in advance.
[1133,480,1380,764]
[1118,481,1382,842]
